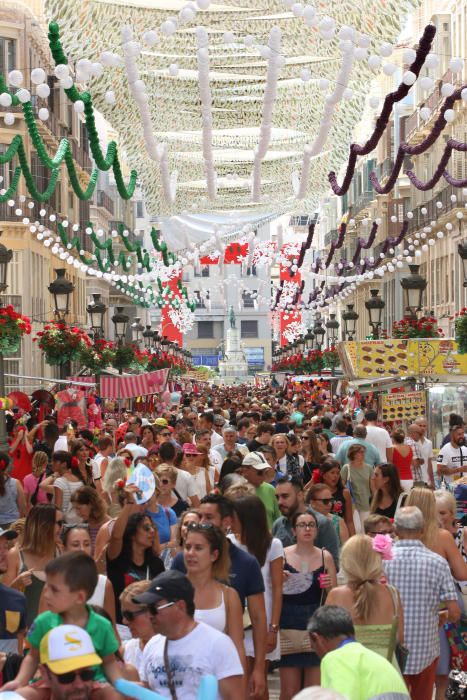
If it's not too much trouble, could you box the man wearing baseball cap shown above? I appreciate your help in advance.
[38,625,113,700]
[239,452,281,528]
[0,527,26,655]
[134,570,244,699]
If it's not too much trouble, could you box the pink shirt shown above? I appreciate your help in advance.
[23,474,49,504]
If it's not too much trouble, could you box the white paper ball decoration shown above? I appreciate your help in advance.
[244,35,255,47]
[379,42,393,57]
[461,88,467,102]
[259,45,272,59]
[292,3,304,16]
[161,20,177,36]
[318,78,330,91]
[60,77,73,89]
[180,6,196,22]
[0,93,12,107]
[383,63,397,76]
[4,113,15,126]
[300,69,311,82]
[16,89,30,103]
[54,64,69,79]
[343,88,353,100]
[369,96,379,109]
[441,82,454,97]
[168,64,179,76]
[354,48,367,61]
[105,91,116,104]
[38,107,49,121]
[425,53,439,69]
[31,67,46,84]
[36,83,50,98]
[444,109,455,123]
[402,48,416,63]
[77,58,92,77]
[74,100,85,113]
[419,76,433,91]
[420,107,431,121]
[223,31,235,43]
[91,62,104,78]
[449,57,463,73]
[368,55,382,70]
[8,70,23,87]
[402,71,416,86]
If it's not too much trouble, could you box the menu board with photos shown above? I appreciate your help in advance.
[379,390,426,422]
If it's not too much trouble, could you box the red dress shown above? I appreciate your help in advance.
[392,446,413,480]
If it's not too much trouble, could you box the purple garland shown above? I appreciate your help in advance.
[407,137,467,190]
[370,86,467,193]
[328,24,436,196]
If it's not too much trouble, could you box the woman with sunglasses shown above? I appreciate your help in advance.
[184,523,246,676]
[69,486,110,555]
[3,504,64,626]
[181,443,217,498]
[119,580,155,671]
[62,524,116,625]
[155,465,188,518]
[279,510,337,699]
[316,460,355,537]
[106,487,164,629]
[305,483,349,548]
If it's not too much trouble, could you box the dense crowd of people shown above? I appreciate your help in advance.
[0,384,466,700]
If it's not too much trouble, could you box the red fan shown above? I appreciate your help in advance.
[7,391,31,412]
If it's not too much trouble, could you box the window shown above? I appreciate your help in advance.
[194,266,210,277]
[241,320,258,338]
[136,201,144,218]
[194,291,205,309]
[0,37,16,78]
[198,321,214,339]
[242,290,256,308]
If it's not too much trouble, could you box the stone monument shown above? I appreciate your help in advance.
[218,307,249,383]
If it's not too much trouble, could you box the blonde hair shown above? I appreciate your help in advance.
[102,457,127,496]
[224,480,256,499]
[434,489,457,515]
[406,487,438,547]
[120,578,151,605]
[340,535,383,622]
[155,465,178,483]
[32,451,48,473]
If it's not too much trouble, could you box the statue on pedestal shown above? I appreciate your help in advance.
[229,306,236,329]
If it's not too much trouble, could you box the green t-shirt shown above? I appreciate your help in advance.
[321,641,409,700]
[256,482,281,529]
[27,606,118,682]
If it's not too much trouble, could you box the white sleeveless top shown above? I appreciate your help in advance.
[194,589,226,632]
[88,574,107,607]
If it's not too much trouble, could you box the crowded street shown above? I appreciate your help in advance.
[0,0,466,698]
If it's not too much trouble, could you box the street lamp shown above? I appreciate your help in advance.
[0,234,13,293]
[400,264,427,319]
[111,307,129,343]
[313,318,326,350]
[365,289,385,340]
[305,328,315,351]
[142,325,154,349]
[87,294,107,339]
[458,242,467,287]
[131,317,144,344]
[297,336,306,354]
[49,269,74,319]
[0,239,12,453]
[325,314,340,345]
[342,304,359,341]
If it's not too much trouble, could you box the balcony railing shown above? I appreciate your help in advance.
[96,190,115,216]
[324,229,339,247]
[407,182,463,233]
[289,215,309,227]
[405,70,455,141]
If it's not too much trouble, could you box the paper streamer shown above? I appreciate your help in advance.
[196,27,217,200]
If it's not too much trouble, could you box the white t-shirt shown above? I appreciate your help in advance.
[330,435,351,454]
[210,431,224,447]
[54,436,69,452]
[437,443,467,483]
[419,437,434,483]
[123,638,144,669]
[159,466,199,502]
[365,425,392,462]
[125,443,148,460]
[139,622,243,699]
[209,449,223,471]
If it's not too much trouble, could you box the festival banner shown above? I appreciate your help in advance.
[379,390,427,422]
[338,339,467,380]
[161,273,183,346]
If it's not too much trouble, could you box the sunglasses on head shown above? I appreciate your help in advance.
[186,522,214,531]
[55,668,95,685]
[148,601,176,615]
[122,607,149,622]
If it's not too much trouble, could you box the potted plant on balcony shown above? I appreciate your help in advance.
[33,322,91,365]
[79,338,116,373]
[454,308,467,354]
[0,306,32,355]
[392,316,443,339]
[112,344,136,373]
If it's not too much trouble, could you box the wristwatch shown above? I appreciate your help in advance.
[269,624,279,632]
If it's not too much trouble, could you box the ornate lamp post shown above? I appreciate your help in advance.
[365,289,385,340]
[313,318,326,350]
[305,328,315,352]
[87,294,107,340]
[0,239,12,452]
[342,304,359,341]
[143,325,154,349]
[131,317,144,344]
[49,269,74,320]
[458,242,467,288]
[111,307,129,344]
[400,264,427,319]
[153,331,162,352]
[325,314,339,345]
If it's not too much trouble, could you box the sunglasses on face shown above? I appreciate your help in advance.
[122,607,149,622]
[148,601,176,615]
[312,498,335,506]
[160,432,171,437]
[296,522,317,529]
[55,668,95,685]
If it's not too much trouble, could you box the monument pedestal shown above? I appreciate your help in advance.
[218,328,249,383]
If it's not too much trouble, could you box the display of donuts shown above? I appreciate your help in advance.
[356,340,410,377]
[380,391,426,422]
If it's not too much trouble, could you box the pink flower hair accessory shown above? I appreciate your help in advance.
[372,534,393,560]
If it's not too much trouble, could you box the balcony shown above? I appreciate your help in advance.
[324,229,339,247]
[405,70,455,143]
[70,139,93,174]
[96,190,115,216]
[376,158,395,182]
[289,215,310,227]
[407,182,463,233]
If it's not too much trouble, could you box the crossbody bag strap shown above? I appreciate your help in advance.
[163,639,178,700]
[386,585,399,662]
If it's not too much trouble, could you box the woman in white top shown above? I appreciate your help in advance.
[120,580,157,671]
[181,443,217,498]
[61,524,116,626]
[184,522,246,673]
[40,451,84,523]
[229,494,284,696]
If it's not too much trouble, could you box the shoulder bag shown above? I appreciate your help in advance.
[387,584,409,672]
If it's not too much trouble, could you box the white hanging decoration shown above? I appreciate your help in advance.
[36,83,51,99]
[196,26,217,200]
[294,39,354,199]
[16,89,31,104]
[0,93,12,107]
[8,70,23,87]
[31,68,46,84]
[4,113,15,126]
[251,26,282,202]
[121,25,177,202]
[38,107,49,121]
